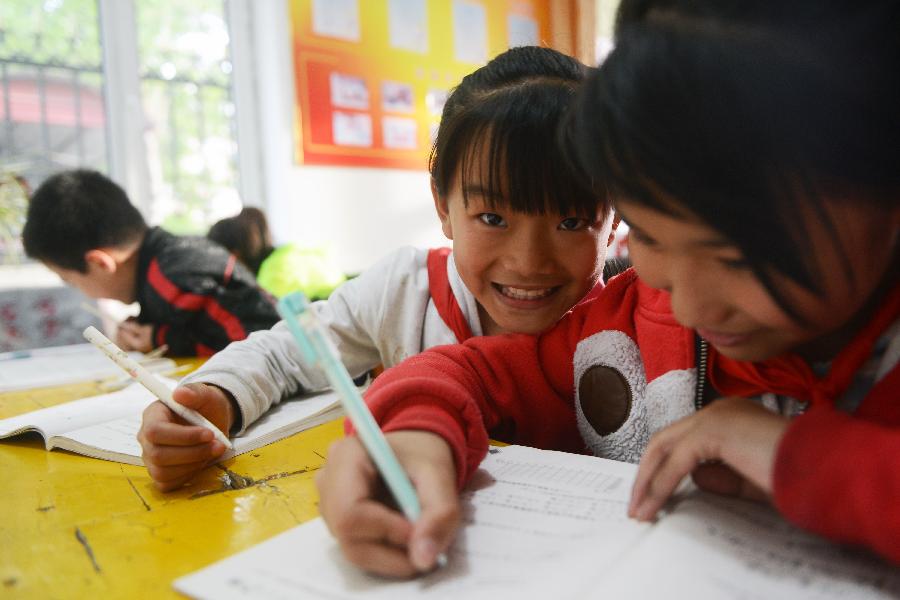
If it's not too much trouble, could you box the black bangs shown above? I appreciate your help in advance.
[430,46,608,219]
[435,80,605,219]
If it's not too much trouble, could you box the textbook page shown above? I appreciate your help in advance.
[0,379,162,441]
[174,445,651,600]
[0,343,173,392]
[590,492,900,600]
[0,379,173,463]
[0,384,342,465]
[176,445,900,600]
[225,392,342,460]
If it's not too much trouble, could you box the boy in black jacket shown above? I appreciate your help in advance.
[22,169,279,356]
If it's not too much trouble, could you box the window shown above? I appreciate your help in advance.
[0,0,248,248]
[0,0,108,189]
[136,0,241,231]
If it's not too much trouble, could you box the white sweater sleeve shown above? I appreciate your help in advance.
[179,246,432,433]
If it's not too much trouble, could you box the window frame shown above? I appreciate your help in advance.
[97,0,264,220]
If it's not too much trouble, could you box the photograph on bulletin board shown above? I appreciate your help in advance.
[289,0,552,170]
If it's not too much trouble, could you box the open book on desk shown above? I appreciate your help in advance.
[0,343,174,392]
[175,445,900,600]
[0,380,343,465]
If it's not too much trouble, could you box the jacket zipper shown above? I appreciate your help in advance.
[694,336,709,411]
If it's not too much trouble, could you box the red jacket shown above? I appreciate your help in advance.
[363,270,694,484]
[362,269,900,564]
[773,373,900,564]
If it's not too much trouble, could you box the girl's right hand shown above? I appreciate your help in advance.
[316,430,461,578]
[138,382,236,491]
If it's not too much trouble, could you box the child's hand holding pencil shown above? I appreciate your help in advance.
[84,326,236,491]
[276,292,457,576]
[138,382,239,491]
[316,430,460,577]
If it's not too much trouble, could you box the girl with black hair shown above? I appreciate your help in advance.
[317,1,900,575]
[584,0,900,563]
[139,47,618,494]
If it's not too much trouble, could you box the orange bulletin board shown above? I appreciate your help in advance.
[289,0,552,170]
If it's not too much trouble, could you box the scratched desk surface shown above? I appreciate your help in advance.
[0,363,342,598]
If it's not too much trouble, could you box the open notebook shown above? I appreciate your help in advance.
[0,343,175,392]
[175,445,899,600]
[0,380,342,465]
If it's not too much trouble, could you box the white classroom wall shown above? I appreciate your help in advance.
[249,0,446,275]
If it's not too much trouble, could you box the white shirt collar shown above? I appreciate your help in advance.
[446,251,484,337]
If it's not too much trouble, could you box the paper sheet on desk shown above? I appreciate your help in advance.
[0,343,173,392]
[0,379,171,462]
[590,494,900,599]
[174,445,649,600]
[175,445,900,600]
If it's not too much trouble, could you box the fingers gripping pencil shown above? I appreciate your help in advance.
[83,326,233,450]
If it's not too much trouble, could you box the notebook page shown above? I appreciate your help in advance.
[174,445,650,600]
[224,391,343,458]
[592,492,900,599]
[0,343,171,392]
[0,381,158,440]
[7,385,340,465]
[55,413,148,464]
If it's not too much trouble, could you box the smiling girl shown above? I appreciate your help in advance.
[137,46,617,492]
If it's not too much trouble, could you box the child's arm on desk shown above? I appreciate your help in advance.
[138,383,237,491]
[316,430,460,577]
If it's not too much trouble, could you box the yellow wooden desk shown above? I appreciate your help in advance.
[0,367,343,599]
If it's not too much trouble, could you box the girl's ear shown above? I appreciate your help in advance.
[431,178,454,240]
[607,214,622,247]
[84,249,118,275]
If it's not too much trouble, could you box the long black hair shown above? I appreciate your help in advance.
[431,46,609,219]
[567,1,900,316]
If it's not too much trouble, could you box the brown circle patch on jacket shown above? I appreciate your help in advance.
[578,365,632,435]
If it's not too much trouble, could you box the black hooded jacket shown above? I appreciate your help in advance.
[135,227,279,356]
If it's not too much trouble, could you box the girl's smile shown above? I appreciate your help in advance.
[435,170,616,336]
[452,199,613,336]
[492,282,561,305]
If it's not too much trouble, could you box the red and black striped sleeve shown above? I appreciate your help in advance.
[141,250,279,356]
